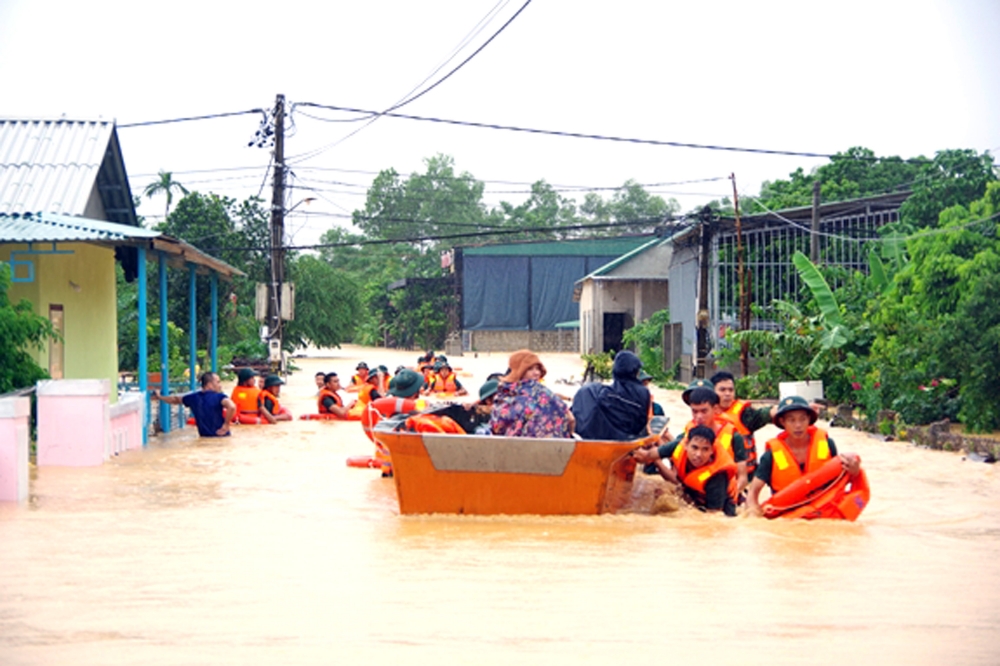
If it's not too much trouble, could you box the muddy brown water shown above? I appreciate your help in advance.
[2,346,998,665]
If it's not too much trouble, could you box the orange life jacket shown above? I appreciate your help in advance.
[351,372,369,386]
[682,419,736,460]
[405,414,465,434]
[258,389,281,415]
[765,426,832,493]
[718,400,758,473]
[348,384,376,419]
[318,388,343,415]
[671,438,738,500]
[231,385,261,415]
[431,373,458,393]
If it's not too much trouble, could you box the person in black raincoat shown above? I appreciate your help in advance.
[572,350,651,441]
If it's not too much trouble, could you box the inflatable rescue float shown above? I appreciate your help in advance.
[763,457,871,521]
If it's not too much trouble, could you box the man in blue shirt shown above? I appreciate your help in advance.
[153,372,236,437]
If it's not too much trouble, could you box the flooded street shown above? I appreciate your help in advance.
[2,346,999,665]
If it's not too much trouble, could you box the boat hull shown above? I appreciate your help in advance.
[376,430,639,515]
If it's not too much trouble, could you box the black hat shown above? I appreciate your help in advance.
[263,374,284,388]
[638,370,653,382]
[774,396,818,427]
[356,362,369,370]
[682,378,715,405]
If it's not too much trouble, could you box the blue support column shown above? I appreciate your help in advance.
[158,252,171,433]
[189,264,197,394]
[210,273,219,373]
[137,247,149,446]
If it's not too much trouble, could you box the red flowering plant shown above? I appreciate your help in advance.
[891,376,959,425]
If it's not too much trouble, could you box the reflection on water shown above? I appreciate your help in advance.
[1,354,999,665]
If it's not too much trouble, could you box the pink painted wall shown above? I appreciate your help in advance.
[0,396,30,501]
[109,393,144,454]
[36,379,110,467]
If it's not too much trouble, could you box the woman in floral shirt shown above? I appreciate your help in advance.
[490,350,574,438]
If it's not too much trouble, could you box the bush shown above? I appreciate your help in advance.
[621,309,672,382]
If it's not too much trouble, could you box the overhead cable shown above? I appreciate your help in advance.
[296,103,942,162]
[118,109,265,128]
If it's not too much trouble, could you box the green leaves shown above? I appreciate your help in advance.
[792,251,844,327]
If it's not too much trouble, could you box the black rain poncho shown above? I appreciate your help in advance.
[572,350,651,441]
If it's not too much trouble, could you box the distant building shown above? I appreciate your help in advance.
[456,236,654,353]
[573,237,671,354]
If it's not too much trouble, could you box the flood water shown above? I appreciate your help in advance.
[2,347,999,665]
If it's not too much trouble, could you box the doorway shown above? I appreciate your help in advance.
[602,312,633,354]
[48,304,64,379]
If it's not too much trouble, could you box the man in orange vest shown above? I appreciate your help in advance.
[259,375,292,423]
[710,371,774,482]
[643,424,738,515]
[746,396,861,517]
[346,362,370,393]
[634,379,749,496]
[231,368,262,420]
[427,362,467,396]
[318,373,351,418]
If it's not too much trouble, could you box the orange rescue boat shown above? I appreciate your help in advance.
[375,419,639,515]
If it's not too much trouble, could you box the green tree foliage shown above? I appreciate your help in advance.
[753,147,920,211]
[621,309,675,382]
[143,170,189,220]
[153,192,271,353]
[580,179,679,233]
[872,181,1000,431]
[897,149,996,229]
[0,263,59,392]
[283,255,361,349]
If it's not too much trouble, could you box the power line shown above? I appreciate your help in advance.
[118,109,265,128]
[205,216,692,254]
[296,103,947,163]
[286,1,532,165]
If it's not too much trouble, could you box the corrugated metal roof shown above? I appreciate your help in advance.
[461,235,654,257]
[0,211,159,243]
[0,118,128,219]
[0,212,244,278]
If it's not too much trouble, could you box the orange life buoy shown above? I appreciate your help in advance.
[763,457,871,521]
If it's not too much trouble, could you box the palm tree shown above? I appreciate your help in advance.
[143,170,189,220]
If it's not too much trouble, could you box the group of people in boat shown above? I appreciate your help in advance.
[156,347,866,519]
[399,348,867,520]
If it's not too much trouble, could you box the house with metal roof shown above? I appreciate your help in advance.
[0,118,242,448]
[662,191,910,382]
[456,235,655,352]
[572,237,672,355]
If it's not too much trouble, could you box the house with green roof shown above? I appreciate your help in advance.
[456,235,654,352]
[572,237,672,354]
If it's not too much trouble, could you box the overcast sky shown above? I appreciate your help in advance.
[2,0,998,247]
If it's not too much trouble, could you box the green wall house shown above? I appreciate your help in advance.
[1,119,241,440]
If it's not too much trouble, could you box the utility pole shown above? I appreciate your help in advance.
[810,179,821,263]
[695,207,713,379]
[269,94,286,369]
[730,174,749,377]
